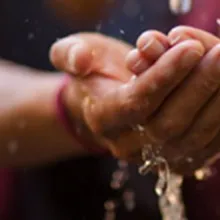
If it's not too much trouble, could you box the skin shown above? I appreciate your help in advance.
[124,26,220,174]
[1,0,219,175]
[0,60,79,167]
[51,26,220,175]
[0,32,168,167]
[50,31,207,175]
[47,0,220,174]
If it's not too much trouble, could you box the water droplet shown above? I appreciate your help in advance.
[120,83,131,90]
[186,157,193,163]
[111,170,128,189]
[28,33,35,40]
[123,0,141,18]
[118,160,128,168]
[139,14,145,22]
[104,200,117,211]
[112,170,125,180]
[95,22,102,31]
[139,160,153,175]
[130,75,137,81]
[7,140,18,155]
[137,124,145,132]
[119,29,125,35]
[17,120,27,129]
[155,159,170,196]
[123,190,136,211]
[194,167,212,181]
[104,211,116,220]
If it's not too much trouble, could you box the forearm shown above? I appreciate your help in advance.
[0,60,88,167]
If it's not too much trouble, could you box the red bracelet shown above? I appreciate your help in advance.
[55,75,108,155]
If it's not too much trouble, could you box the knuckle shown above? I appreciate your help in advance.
[168,25,190,37]
[200,75,218,94]
[120,93,149,122]
[157,118,185,140]
[185,133,204,149]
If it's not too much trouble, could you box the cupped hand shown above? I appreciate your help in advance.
[160,26,220,174]
[125,26,220,175]
[122,26,220,175]
[50,31,205,175]
[49,31,169,152]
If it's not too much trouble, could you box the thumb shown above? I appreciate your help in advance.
[50,35,94,77]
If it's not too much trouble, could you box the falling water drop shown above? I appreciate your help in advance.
[7,140,18,155]
[123,0,141,18]
[28,33,35,40]
[123,189,136,211]
[139,146,187,220]
[104,200,117,220]
[155,158,170,196]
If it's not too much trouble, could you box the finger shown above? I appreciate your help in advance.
[172,133,220,175]
[162,87,220,167]
[126,31,169,74]
[145,43,220,144]
[137,30,170,60]
[50,33,133,80]
[50,35,93,76]
[168,26,220,49]
[84,40,204,135]
[125,49,150,74]
[168,87,220,165]
[128,40,204,122]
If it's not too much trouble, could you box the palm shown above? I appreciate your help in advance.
[76,33,134,98]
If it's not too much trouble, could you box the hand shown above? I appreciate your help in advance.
[50,32,205,176]
[50,32,169,155]
[162,26,220,173]
[124,26,220,175]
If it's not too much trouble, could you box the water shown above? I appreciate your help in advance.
[103,160,136,220]
[158,173,187,220]
[139,148,187,220]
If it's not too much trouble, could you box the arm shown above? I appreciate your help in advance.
[0,59,88,167]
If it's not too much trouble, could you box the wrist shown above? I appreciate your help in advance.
[56,75,109,154]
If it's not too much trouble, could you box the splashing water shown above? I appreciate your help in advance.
[104,200,117,220]
[158,173,187,220]
[103,160,136,220]
[139,147,187,220]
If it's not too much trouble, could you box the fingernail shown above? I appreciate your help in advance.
[141,38,165,54]
[169,34,191,45]
[67,44,82,74]
[132,58,149,73]
[126,49,149,73]
[169,35,181,45]
[182,50,203,66]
